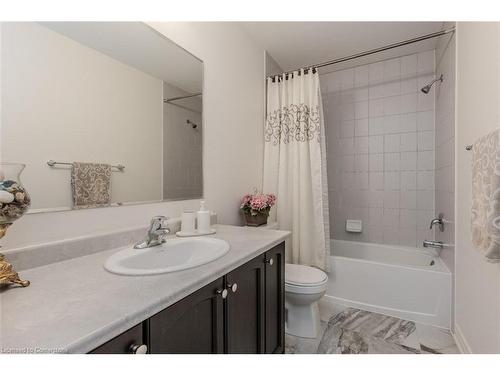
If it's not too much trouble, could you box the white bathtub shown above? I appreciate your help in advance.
[324,239,452,328]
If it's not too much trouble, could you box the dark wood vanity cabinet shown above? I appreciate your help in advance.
[90,324,145,354]
[264,243,285,354]
[225,253,266,353]
[89,242,285,354]
[149,277,225,354]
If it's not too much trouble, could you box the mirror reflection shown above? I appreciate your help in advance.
[0,22,203,212]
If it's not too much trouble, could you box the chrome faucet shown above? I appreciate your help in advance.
[422,239,444,249]
[429,213,445,232]
[134,216,170,249]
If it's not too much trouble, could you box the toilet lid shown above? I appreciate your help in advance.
[285,264,327,287]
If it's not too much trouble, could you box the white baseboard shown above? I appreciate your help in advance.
[453,323,472,354]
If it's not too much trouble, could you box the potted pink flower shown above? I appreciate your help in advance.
[240,193,276,226]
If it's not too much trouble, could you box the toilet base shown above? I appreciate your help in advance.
[285,300,322,339]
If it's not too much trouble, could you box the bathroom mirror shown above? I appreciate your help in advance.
[0,22,203,212]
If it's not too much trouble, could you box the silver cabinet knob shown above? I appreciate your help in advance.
[227,283,238,293]
[130,344,148,354]
[216,288,228,299]
[265,258,274,266]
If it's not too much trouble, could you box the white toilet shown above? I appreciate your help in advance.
[285,263,328,338]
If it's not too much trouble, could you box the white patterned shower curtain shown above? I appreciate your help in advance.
[263,69,330,271]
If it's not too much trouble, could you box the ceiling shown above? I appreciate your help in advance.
[41,22,203,93]
[239,22,446,74]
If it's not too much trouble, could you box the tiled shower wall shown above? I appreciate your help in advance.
[321,51,436,247]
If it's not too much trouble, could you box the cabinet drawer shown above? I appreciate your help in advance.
[90,324,146,354]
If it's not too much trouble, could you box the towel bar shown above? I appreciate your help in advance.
[47,160,125,171]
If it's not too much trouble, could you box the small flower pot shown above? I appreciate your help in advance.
[244,212,269,227]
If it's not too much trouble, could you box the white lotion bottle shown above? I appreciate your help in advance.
[197,200,211,233]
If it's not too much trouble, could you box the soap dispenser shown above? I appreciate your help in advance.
[197,200,210,233]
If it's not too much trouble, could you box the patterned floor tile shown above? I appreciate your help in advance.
[285,299,459,355]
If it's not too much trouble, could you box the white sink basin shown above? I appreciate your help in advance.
[104,237,230,276]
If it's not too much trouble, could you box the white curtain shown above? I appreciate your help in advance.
[263,69,330,271]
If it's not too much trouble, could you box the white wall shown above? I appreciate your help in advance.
[455,22,500,353]
[265,52,283,77]
[434,23,456,328]
[1,22,163,210]
[1,22,265,249]
[321,51,436,247]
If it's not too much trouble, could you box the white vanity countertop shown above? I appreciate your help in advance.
[0,225,289,354]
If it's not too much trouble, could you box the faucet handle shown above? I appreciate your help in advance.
[150,215,169,230]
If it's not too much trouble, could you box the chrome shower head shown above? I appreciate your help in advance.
[421,74,444,94]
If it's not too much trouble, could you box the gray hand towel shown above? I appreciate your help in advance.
[471,129,500,262]
[71,162,111,209]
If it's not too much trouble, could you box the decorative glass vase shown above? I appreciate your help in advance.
[0,162,31,287]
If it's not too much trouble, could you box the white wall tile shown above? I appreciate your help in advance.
[368,190,384,207]
[400,132,417,151]
[417,50,434,74]
[340,68,354,90]
[384,152,400,171]
[321,51,435,248]
[384,134,400,153]
[400,152,417,170]
[369,207,384,224]
[417,190,434,210]
[401,171,417,190]
[384,115,401,134]
[400,113,417,133]
[354,136,369,154]
[369,117,385,135]
[384,191,400,209]
[400,209,417,228]
[417,131,435,151]
[383,208,399,226]
[354,65,369,88]
[355,153,369,172]
[417,91,434,111]
[369,135,384,153]
[384,57,401,80]
[401,77,418,94]
[369,153,384,171]
[383,81,401,97]
[417,110,434,131]
[340,120,355,138]
[400,93,417,113]
[355,118,369,136]
[369,172,384,190]
[383,96,401,115]
[400,191,417,209]
[417,150,435,171]
[417,171,434,191]
[369,98,384,117]
[384,172,400,190]
[355,101,369,119]
[369,61,384,84]
[401,54,417,77]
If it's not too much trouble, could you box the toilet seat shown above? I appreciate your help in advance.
[285,264,328,294]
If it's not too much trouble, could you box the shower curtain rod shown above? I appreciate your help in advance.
[267,27,456,79]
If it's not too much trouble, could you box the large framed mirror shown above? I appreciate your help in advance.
[0,22,203,213]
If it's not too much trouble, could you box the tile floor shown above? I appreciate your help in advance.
[285,299,460,354]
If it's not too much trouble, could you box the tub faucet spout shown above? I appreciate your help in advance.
[423,240,443,249]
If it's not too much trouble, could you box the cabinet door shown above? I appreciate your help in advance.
[90,324,146,354]
[225,254,265,353]
[148,277,225,353]
[264,242,285,354]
